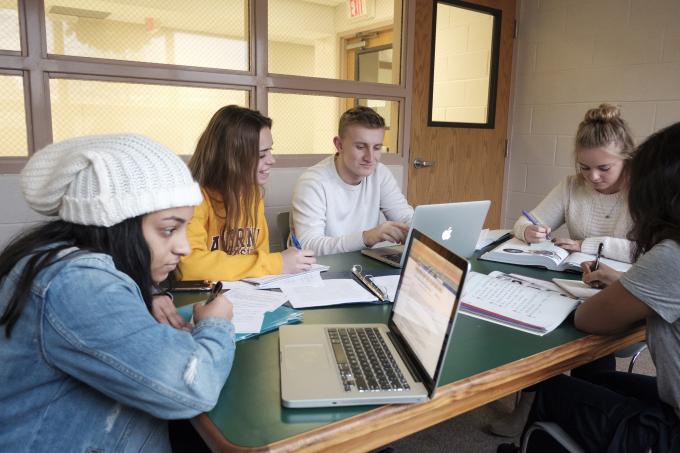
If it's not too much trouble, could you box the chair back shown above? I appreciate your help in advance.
[277,211,291,250]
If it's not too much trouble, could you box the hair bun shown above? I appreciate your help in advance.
[584,103,621,123]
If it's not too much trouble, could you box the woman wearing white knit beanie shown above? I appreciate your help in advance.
[0,134,235,453]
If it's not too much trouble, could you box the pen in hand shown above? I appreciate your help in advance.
[205,281,223,305]
[593,242,604,271]
[291,234,302,250]
[521,210,552,240]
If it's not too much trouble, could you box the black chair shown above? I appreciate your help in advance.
[277,211,291,250]
[520,422,584,453]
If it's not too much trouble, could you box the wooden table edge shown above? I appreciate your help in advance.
[192,326,646,453]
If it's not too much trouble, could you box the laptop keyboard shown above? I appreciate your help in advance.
[327,327,410,392]
[383,253,403,263]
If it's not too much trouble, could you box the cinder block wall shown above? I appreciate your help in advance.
[503,0,680,228]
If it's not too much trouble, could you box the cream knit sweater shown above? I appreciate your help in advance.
[513,175,634,263]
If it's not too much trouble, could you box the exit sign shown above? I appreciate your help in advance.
[348,0,365,18]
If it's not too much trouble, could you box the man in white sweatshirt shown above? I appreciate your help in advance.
[291,106,414,256]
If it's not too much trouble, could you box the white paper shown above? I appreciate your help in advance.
[219,280,256,290]
[505,272,568,294]
[553,278,601,299]
[476,229,512,250]
[242,264,330,289]
[231,309,265,333]
[370,275,401,301]
[281,279,378,308]
[562,252,632,273]
[224,288,289,312]
[276,271,324,289]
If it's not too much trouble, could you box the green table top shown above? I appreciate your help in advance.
[173,251,584,448]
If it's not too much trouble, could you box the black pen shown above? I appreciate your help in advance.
[205,281,223,305]
[593,242,604,271]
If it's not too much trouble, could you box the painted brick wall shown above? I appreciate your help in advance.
[503,0,680,228]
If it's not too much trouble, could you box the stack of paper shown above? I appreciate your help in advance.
[225,288,289,333]
[235,305,302,342]
[242,263,330,289]
[176,288,302,341]
[280,279,379,308]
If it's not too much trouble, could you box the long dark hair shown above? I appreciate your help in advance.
[0,216,153,338]
[188,105,272,235]
[627,121,680,261]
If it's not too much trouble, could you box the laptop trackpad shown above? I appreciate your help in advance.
[284,345,325,370]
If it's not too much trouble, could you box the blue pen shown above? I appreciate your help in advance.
[522,210,552,240]
[291,234,302,250]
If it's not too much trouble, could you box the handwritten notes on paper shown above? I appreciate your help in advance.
[460,271,579,335]
[224,288,289,333]
[281,279,378,309]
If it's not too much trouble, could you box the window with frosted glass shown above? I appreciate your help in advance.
[268,92,398,155]
[0,0,20,51]
[50,79,248,154]
[44,0,248,70]
[0,74,27,156]
[268,0,402,84]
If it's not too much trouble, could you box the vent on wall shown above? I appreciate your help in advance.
[48,6,111,19]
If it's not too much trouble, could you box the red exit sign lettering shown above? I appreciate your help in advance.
[348,0,365,17]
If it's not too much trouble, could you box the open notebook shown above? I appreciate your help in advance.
[460,271,580,336]
[480,238,632,273]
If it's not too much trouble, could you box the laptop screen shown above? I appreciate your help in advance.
[390,232,466,380]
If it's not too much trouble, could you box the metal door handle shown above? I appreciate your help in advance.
[413,158,436,169]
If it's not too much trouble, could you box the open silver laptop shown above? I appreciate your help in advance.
[362,200,490,268]
[279,230,470,408]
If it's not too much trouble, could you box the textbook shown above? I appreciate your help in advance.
[480,238,632,273]
[460,271,580,336]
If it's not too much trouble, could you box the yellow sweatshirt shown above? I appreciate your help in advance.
[178,191,283,281]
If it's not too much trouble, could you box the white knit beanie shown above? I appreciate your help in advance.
[21,134,203,227]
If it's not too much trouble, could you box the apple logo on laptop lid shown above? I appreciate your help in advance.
[441,226,452,241]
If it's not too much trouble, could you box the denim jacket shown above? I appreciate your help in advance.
[0,248,235,452]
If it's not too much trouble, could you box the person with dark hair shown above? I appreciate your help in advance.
[498,122,680,453]
[0,134,235,452]
[178,105,315,281]
[291,106,414,256]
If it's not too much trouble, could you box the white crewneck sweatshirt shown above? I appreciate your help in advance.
[513,175,634,263]
[291,156,414,256]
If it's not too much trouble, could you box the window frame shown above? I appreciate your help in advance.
[427,0,502,129]
[0,0,414,172]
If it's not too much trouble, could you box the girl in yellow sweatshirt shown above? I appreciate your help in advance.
[179,105,315,281]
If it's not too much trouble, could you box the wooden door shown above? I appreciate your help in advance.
[408,0,515,228]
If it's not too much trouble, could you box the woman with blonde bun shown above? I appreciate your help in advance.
[513,103,636,263]
[490,105,637,438]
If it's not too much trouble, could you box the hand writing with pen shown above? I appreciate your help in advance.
[581,262,622,289]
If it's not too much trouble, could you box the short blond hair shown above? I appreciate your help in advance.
[338,106,385,138]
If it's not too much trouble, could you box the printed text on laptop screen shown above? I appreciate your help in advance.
[392,237,462,378]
